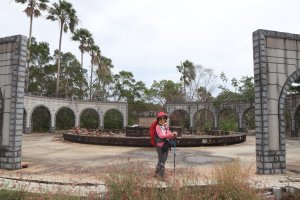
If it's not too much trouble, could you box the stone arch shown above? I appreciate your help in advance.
[31,105,51,133]
[279,69,300,140]
[169,109,190,128]
[103,109,124,129]
[55,106,75,130]
[242,106,255,132]
[193,108,214,131]
[293,103,300,137]
[218,108,239,131]
[79,108,100,129]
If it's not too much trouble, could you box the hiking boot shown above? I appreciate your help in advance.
[157,174,164,181]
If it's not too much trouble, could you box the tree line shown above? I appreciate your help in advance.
[15,0,255,127]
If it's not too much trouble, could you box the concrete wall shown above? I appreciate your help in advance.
[0,35,27,169]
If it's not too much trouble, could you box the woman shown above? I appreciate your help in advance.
[155,111,177,179]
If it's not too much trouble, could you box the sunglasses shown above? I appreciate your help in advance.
[159,117,167,120]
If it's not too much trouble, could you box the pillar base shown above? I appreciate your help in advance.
[23,127,31,134]
[49,127,56,133]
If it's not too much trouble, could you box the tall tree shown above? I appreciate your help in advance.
[148,80,184,106]
[214,73,254,108]
[71,28,92,99]
[112,71,147,103]
[27,37,52,95]
[93,56,113,101]
[186,64,217,101]
[87,41,101,100]
[71,28,92,68]
[46,0,78,97]
[57,51,88,99]
[176,60,196,101]
[14,0,49,93]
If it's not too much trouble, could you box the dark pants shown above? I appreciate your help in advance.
[156,146,169,177]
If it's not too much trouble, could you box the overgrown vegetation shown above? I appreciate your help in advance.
[2,159,300,199]
[105,160,262,200]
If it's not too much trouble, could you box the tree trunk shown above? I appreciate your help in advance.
[26,11,34,94]
[89,55,94,100]
[80,51,83,68]
[79,51,84,99]
[56,23,63,97]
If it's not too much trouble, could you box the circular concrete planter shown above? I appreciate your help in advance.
[63,132,246,147]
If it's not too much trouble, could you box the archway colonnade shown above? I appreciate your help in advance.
[166,101,254,131]
[166,95,300,136]
[23,95,128,133]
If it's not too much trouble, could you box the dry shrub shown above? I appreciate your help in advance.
[104,161,155,199]
[204,159,262,200]
[1,159,263,199]
[281,188,300,200]
[104,159,263,200]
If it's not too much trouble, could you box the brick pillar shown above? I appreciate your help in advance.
[0,35,27,169]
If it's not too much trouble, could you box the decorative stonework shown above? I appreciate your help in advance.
[0,35,27,169]
[253,29,300,174]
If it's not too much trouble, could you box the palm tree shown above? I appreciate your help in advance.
[71,28,92,99]
[14,0,49,93]
[176,60,196,101]
[94,56,113,100]
[46,0,78,97]
[88,41,101,100]
[71,28,92,68]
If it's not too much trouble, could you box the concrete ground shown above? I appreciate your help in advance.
[0,133,299,195]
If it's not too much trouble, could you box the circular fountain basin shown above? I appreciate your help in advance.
[63,131,246,147]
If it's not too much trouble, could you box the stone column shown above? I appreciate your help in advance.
[238,113,244,132]
[74,112,79,127]
[0,35,27,169]
[213,111,218,130]
[253,29,295,174]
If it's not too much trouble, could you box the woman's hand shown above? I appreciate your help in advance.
[171,132,177,139]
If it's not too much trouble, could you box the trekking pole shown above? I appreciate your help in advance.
[173,139,176,174]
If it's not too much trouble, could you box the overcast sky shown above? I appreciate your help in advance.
[2,0,300,91]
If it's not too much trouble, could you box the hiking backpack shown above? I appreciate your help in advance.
[149,120,158,146]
